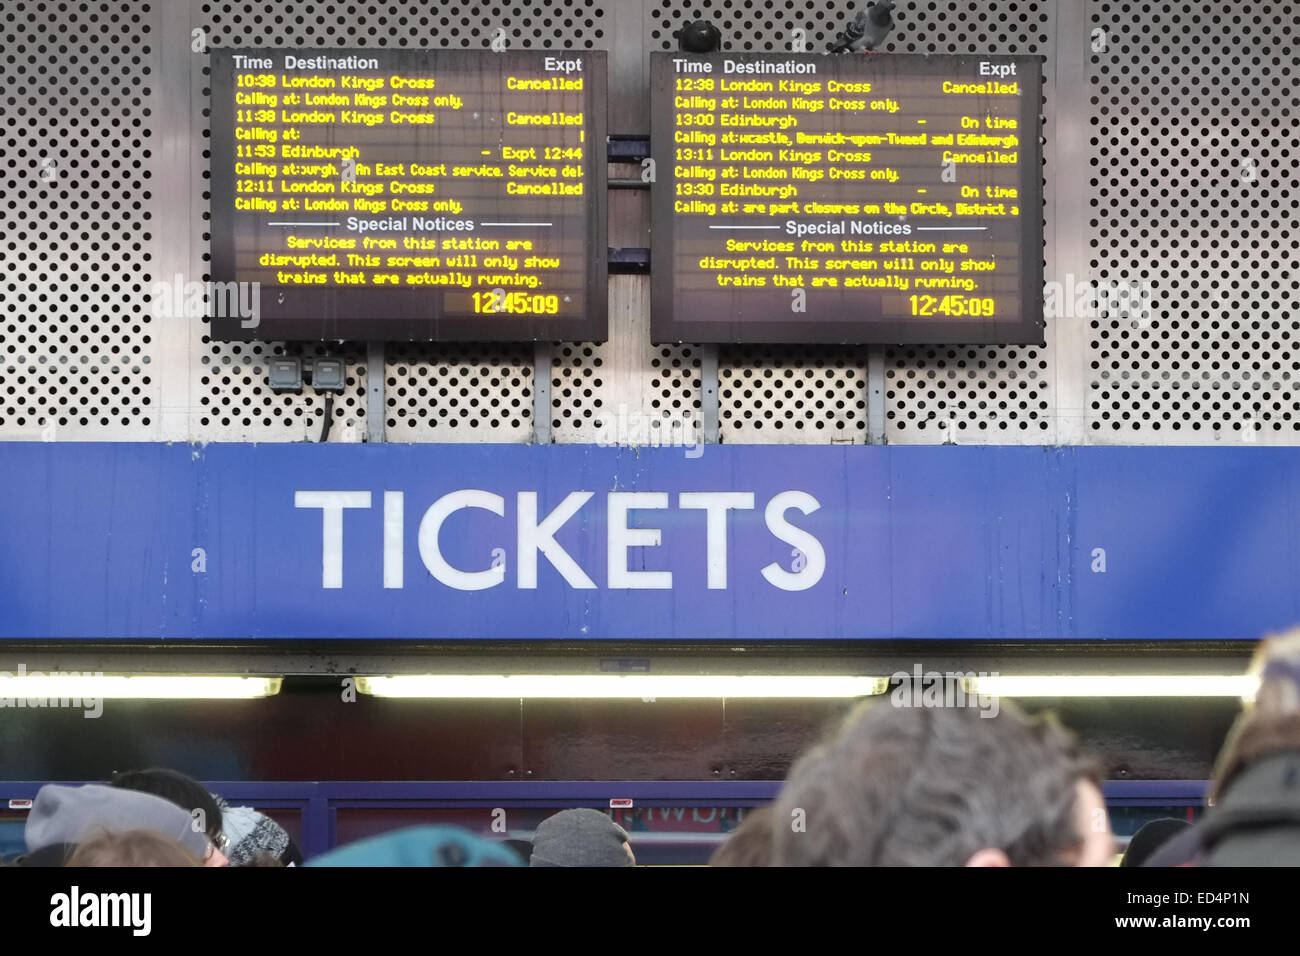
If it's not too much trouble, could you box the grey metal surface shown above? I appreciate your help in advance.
[867,348,886,444]
[1086,0,1300,444]
[2,1,1296,448]
[1051,0,1092,445]
[366,341,386,443]
[0,0,161,441]
[532,341,552,443]
[699,345,719,444]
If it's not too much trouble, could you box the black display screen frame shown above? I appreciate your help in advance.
[650,52,1045,346]
[209,48,608,343]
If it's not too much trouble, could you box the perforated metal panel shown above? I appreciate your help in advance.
[202,0,608,50]
[6,1,1299,448]
[550,271,703,446]
[550,342,606,437]
[720,346,867,442]
[647,343,703,442]
[0,0,159,440]
[385,343,532,441]
[195,343,368,441]
[1087,0,1300,444]
[648,0,1054,53]
[549,340,703,442]
[886,342,1054,440]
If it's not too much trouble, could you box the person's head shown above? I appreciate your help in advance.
[66,828,201,867]
[529,809,636,867]
[770,700,1112,867]
[1120,818,1191,867]
[1210,629,1300,805]
[212,797,301,867]
[109,769,224,858]
[242,851,285,867]
[709,806,774,867]
[26,783,217,865]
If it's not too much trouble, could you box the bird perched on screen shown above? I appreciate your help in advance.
[678,19,723,53]
[830,0,896,54]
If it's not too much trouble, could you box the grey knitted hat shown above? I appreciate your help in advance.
[26,783,210,861]
[529,808,635,867]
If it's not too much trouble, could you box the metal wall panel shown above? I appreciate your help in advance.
[0,0,161,441]
[1086,0,1300,444]
[4,441,1298,642]
[2,1,1296,447]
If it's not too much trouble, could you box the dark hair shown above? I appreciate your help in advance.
[1119,818,1191,867]
[109,768,223,841]
[770,700,1102,867]
[501,839,533,864]
[709,806,774,867]
[67,828,200,868]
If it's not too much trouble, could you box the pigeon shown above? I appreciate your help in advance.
[678,19,723,54]
[829,0,896,54]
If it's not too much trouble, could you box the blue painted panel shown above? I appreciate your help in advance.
[0,442,1293,640]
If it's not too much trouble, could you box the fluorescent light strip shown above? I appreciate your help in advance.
[962,675,1259,699]
[0,675,282,699]
[357,675,890,699]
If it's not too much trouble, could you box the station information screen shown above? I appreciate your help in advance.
[209,49,607,341]
[650,53,1043,344]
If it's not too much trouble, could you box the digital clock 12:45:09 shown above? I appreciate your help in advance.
[909,294,997,317]
[471,291,560,314]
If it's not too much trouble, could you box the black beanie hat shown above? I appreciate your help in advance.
[1120,817,1192,867]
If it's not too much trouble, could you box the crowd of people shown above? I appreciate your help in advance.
[6,630,1300,867]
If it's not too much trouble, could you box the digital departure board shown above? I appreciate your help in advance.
[650,53,1043,344]
[209,50,607,341]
